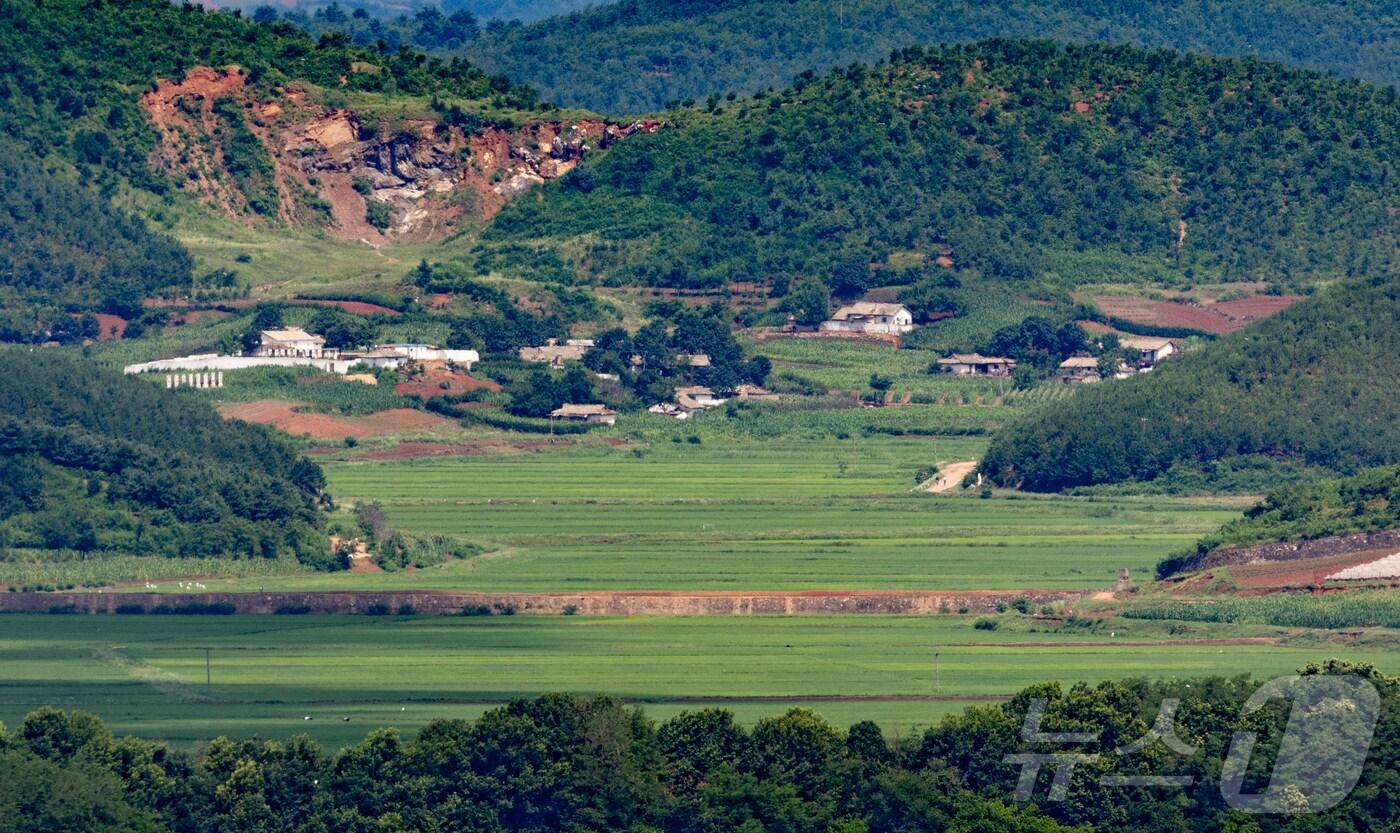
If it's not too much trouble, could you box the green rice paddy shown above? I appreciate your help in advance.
[0,613,1382,749]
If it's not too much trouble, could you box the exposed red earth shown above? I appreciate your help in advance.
[218,400,456,439]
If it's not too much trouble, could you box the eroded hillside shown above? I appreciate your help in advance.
[142,66,659,244]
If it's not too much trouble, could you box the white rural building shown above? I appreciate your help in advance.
[675,385,726,411]
[550,404,617,425]
[1118,336,1177,368]
[936,353,1017,377]
[124,354,359,375]
[820,302,916,334]
[378,344,479,369]
[125,338,478,376]
[257,327,328,357]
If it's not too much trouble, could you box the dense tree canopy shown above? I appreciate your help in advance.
[3,667,1398,833]
[980,274,1400,492]
[0,139,193,340]
[482,41,1400,296]
[451,0,1400,115]
[0,353,333,569]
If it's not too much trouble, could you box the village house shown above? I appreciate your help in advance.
[820,302,916,335]
[1118,336,1177,369]
[519,339,589,366]
[1056,356,1102,383]
[257,327,328,358]
[675,385,726,411]
[936,353,1017,377]
[550,404,617,425]
[675,353,712,368]
[735,383,779,402]
[647,402,690,420]
[125,334,478,377]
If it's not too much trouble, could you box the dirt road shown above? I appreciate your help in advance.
[923,461,979,493]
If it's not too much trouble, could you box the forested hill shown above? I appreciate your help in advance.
[460,0,1400,114]
[978,274,1400,492]
[483,41,1400,292]
[0,0,543,335]
[217,0,607,24]
[0,138,192,341]
[0,0,538,188]
[0,353,333,570]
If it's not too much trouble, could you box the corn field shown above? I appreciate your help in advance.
[1123,591,1400,629]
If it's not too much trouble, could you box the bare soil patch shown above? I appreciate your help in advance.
[1091,293,1301,336]
[1208,295,1301,321]
[219,400,456,439]
[394,368,501,400]
[1092,295,1237,334]
[92,313,128,340]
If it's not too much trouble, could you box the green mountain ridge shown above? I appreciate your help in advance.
[478,40,1400,296]
[0,0,547,336]
[456,0,1400,115]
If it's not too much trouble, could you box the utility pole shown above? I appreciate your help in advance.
[933,651,940,694]
[205,647,212,693]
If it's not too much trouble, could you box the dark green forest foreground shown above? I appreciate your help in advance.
[485,41,1400,292]
[0,354,332,572]
[4,665,1396,833]
[455,0,1400,114]
[979,275,1400,492]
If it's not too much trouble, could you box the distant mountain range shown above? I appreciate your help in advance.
[457,0,1400,114]
[205,0,610,23]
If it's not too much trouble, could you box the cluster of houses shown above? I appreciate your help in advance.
[521,338,778,425]
[1054,336,1178,383]
[932,336,1178,383]
[123,327,480,378]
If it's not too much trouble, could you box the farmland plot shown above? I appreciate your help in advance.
[312,436,1239,592]
[0,613,1382,748]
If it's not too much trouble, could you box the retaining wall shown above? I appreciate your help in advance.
[0,589,1085,616]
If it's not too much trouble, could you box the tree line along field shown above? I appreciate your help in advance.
[1,613,1392,750]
